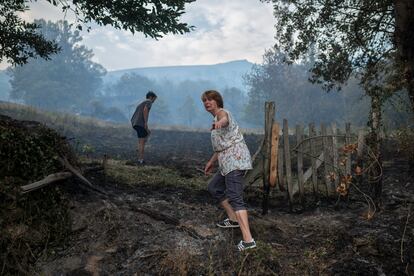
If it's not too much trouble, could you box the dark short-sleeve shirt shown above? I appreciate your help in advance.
[131,99,152,127]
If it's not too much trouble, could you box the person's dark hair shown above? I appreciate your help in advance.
[201,90,224,108]
[146,91,157,99]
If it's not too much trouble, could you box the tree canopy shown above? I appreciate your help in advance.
[244,49,372,126]
[1,0,195,65]
[263,0,414,113]
[8,20,106,112]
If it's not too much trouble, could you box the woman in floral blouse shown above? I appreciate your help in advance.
[201,90,256,251]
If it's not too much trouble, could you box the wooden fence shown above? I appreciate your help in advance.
[245,102,366,214]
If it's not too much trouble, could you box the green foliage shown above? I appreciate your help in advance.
[8,20,106,113]
[0,115,74,275]
[109,73,154,98]
[0,0,194,65]
[244,49,371,126]
[264,0,395,92]
[0,0,59,65]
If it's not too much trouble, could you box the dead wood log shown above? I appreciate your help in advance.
[58,157,92,187]
[21,172,73,193]
[58,157,107,195]
[22,157,107,194]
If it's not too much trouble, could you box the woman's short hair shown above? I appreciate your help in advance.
[146,91,157,99]
[201,90,224,108]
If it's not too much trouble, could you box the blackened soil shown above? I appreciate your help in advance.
[36,156,414,275]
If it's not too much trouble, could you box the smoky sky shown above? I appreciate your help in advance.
[2,0,276,71]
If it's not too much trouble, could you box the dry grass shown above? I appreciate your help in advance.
[0,101,262,136]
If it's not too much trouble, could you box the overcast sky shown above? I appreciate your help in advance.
[2,0,276,71]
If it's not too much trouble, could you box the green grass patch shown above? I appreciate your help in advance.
[104,160,208,190]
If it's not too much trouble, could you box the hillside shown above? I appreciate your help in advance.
[104,60,254,91]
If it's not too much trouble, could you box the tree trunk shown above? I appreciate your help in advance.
[394,0,414,114]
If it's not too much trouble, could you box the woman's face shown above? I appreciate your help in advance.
[202,96,218,113]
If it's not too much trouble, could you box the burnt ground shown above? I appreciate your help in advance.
[21,125,412,275]
[66,126,262,171]
[34,155,414,275]
[3,104,413,275]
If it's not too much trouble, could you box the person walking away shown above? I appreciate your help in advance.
[201,89,256,251]
[131,91,157,165]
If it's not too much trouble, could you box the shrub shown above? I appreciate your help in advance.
[0,115,74,275]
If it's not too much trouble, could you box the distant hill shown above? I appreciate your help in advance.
[0,60,255,101]
[103,60,255,91]
[0,70,10,101]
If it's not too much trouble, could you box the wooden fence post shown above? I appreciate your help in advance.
[277,147,285,191]
[357,130,365,159]
[296,124,304,204]
[356,129,365,187]
[283,119,293,206]
[262,102,275,215]
[332,123,339,190]
[269,123,280,188]
[345,123,352,176]
[321,123,330,197]
[309,123,318,198]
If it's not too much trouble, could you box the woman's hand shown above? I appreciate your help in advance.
[212,120,226,129]
[204,160,214,175]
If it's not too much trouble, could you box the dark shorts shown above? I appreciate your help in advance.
[207,170,246,211]
[133,126,149,138]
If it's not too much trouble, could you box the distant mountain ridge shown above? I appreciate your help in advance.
[0,60,256,101]
[104,59,255,91]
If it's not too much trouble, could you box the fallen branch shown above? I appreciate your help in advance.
[21,172,72,193]
[58,157,107,195]
[58,157,92,187]
[21,158,107,195]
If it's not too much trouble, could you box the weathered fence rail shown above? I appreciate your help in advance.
[245,102,366,213]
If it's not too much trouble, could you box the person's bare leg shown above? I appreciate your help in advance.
[235,210,253,242]
[220,199,237,221]
[138,139,146,160]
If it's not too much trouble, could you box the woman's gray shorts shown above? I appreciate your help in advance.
[207,170,246,211]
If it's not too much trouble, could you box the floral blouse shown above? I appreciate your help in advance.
[211,109,252,176]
